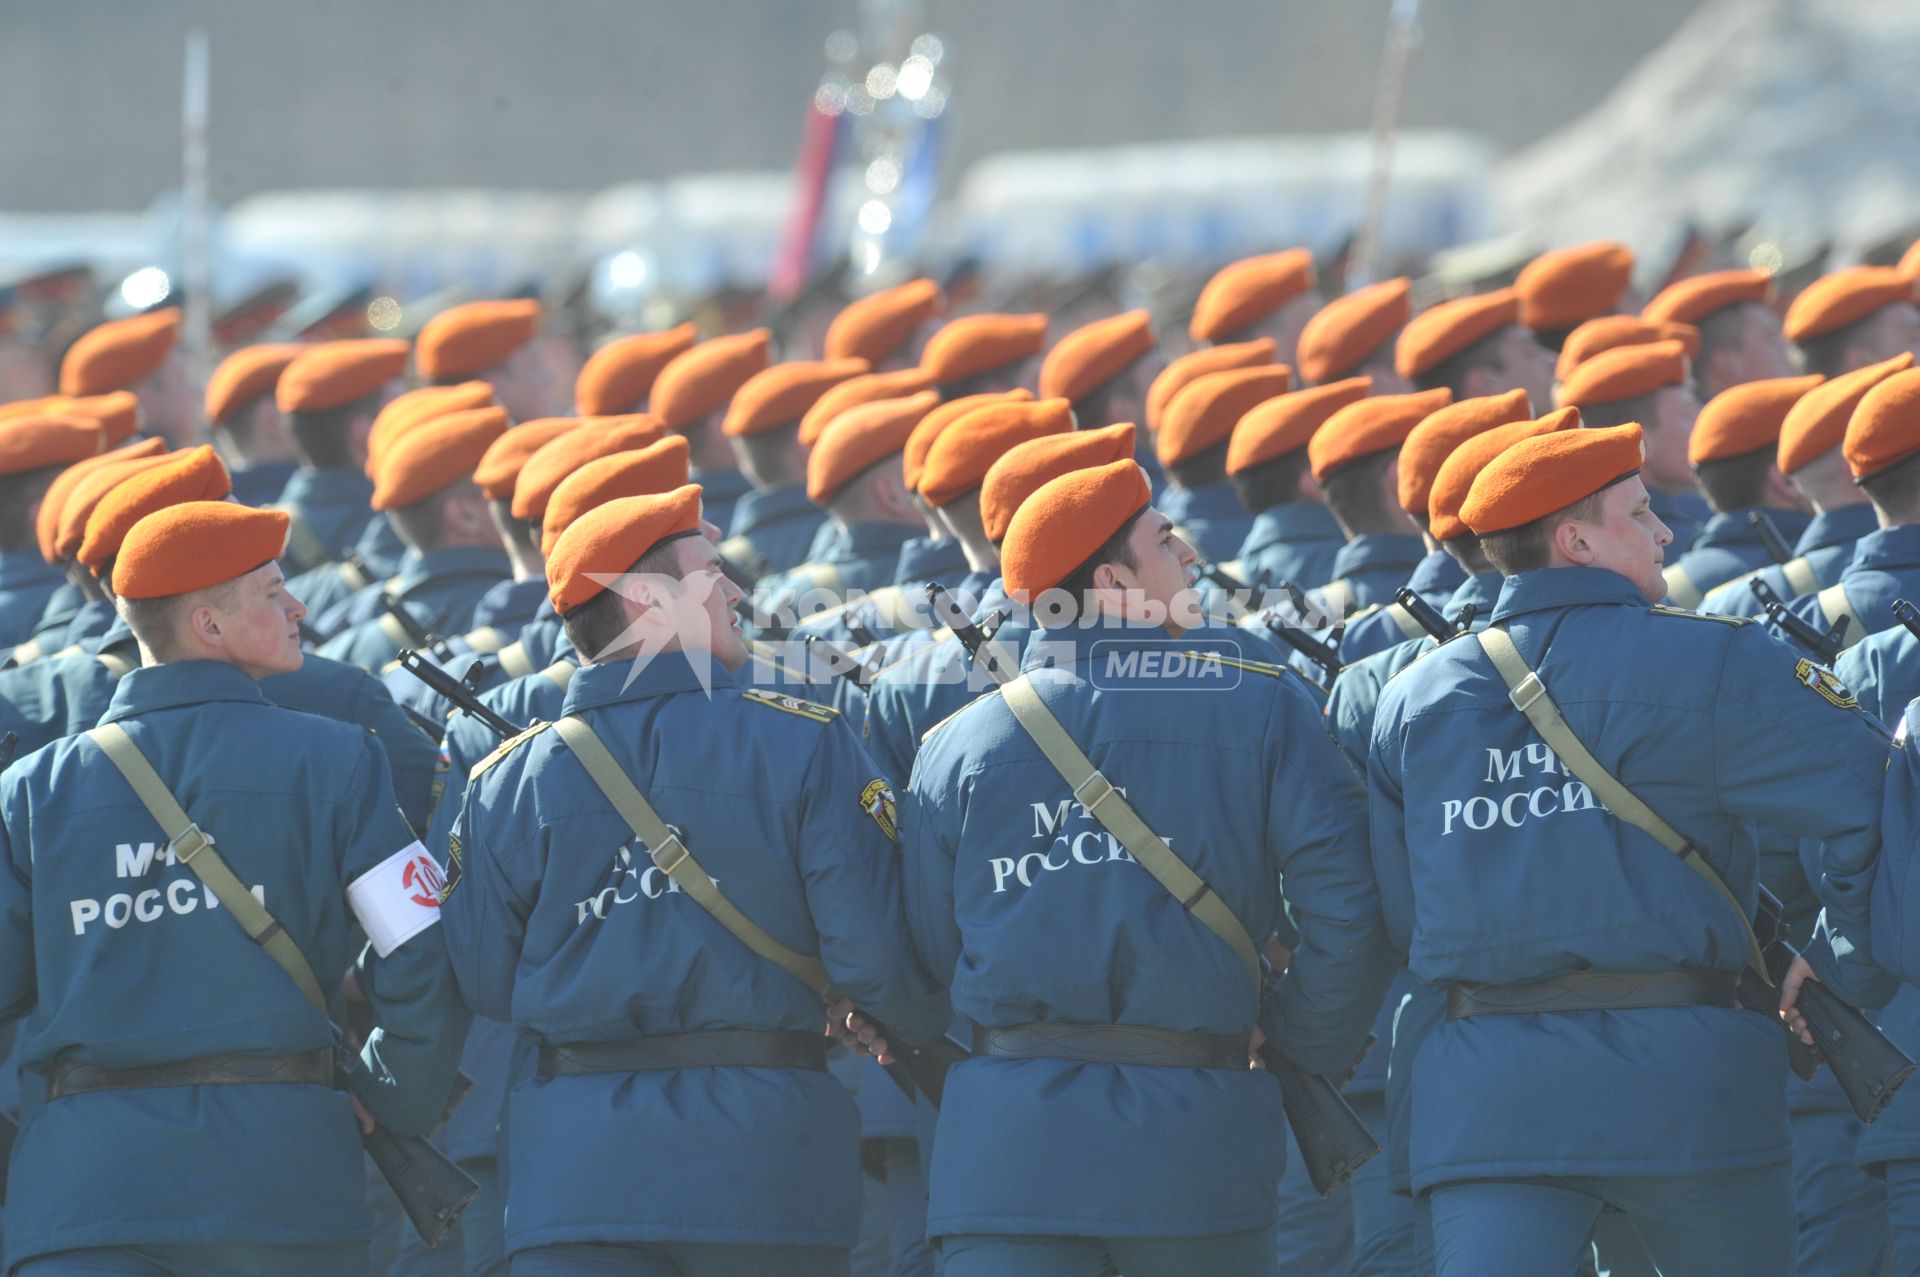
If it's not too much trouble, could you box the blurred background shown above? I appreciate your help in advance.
[3,0,1916,393]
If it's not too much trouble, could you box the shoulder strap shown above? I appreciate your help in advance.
[548,715,836,1000]
[464,626,508,655]
[1661,563,1704,610]
[539,658,576,690]
[9,637,43,667]
[1317,578,1356,619]
[997,673,1261,999]
[1472,628,1768,978]
[1781,556,1820,600]
[1818,582,1865,652]
[273,503,329,573]
[82,723,329,1011]
[1384,601,1425,641]
[95,650,136,679]
[496,640,536,681]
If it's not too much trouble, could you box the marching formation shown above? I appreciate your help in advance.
[3,238,1920,1277]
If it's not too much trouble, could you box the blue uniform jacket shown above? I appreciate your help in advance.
[0,550,67,649]
[726,482,830,580]
[383,602,570,728]
[1784,522,1920,643]
[468,576,548,634]
[1861,699,1920,1168]
[0,661,466,1262]
[1336,548,1468,664]
[1699,503,1879,618]
[227,458,298,509]
[1312,532,1425,608]
[1368,566,1890,1192]
[28,582,85,651]
[1160,479,1255,565]
[443,653,944,1253]
[1664,508,1812,605]
[319,545,513,673]
[1651,486,1710,554]
[903,615,1394,1238]
[276,465,380,572]
[1233,501,1345,591]
[757,521,921,629]
[690,466,752,543]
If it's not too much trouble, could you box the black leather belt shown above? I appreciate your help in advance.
[537,1030,827,1077]
[47,1048,335,1100]
[974,1022,1251,1070]
[1445,969,1740,1021]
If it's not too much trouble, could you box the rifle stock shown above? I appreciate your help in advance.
[397,650,522,739]
[1259,1045,1380,1196]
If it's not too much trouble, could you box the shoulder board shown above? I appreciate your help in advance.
[1346,603,1383,622]
[469,719,555,783]
[1181,650,1288,679]
[740,688,838,722]
[920,687,1004,744]
[1648,604,1751,627]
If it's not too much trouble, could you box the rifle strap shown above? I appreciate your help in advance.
[464,626,509,655]
[497,641,536,681]
[377,612,414,650]
[1317,579,1357,620]
[1473,628,1769,980]
[84,723,329,1012]
[550,715,837,1001]
[998,674,1261,1000]
[1384,601,1425,641]
[272,503,328,574]
[539,659,576,691]
[1817,583,1865,652]
[1781,557,1820,600]
[1661,563,1705,611]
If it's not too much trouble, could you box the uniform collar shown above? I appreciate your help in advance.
[690,466,753,502]
[1489,566,1650,623]
[279,465,374,509]
[893,534,969,586]
[559,648,739,715]
[1444,568,1504,617]
[1847,523,1920,571]
[99,659,268,723]
[1164,480,1244,523]
[729,483,815,535]
[1688,510,1766,552]
[0,547,63,589]
[1023,612,1179,671]
[1798,503,1878,554]
[1240,502,1342,555]
[1329,532,1425,580]
[1406,547,1467,597]
[392,545,511,591]
[833,521,919,562]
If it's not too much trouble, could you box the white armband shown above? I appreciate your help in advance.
[347,841,446,958]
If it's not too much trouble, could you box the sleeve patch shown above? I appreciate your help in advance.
[441,831,462,902]
[348,841,445,957]
[859,778,899,841]
[1795,658,1858,710]
[740,688,838,722]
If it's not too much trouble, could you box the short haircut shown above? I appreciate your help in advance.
[1859,451,1920,526]
[560,538,687,659]
[1070,357,1146,429]
[1054,508,1145,604]
[487,497,542,558]
[1795,318,1874,380]
[0,464,61,550]
[1413,329,1508,397]
[1164,442,1228,493]
[1229,449,1312,514]
[1693,302,1760,394]
[1319,451,1399,535]
[1575,391,1656,431]
[1441,532,1493,575]
[287,394,377,469]
[1529,323,1577,355]
[1479,489,1609,575]
[1691,450,1772,516]
[117,577,241,661]
[735,425,803,487]
[385,489,452,554]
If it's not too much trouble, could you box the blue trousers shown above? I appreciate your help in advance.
[369,1153,505,1276]
[1272,1111,1351,1275]
[1787,1098,1887,1276]
[1429,1163,1797,1277]
[1882,1159,1920,1276]
[940,1228,1276,1277]
[509,1242,848,1276]
[15,1243,368,1276]
[1348,1092,1415,1277]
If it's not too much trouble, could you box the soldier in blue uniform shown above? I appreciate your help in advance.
[1155,364,1295,563]
[901,457,1395,1276]
[1222,378,1364,592]
[1515,241,1636,354]
[271,339,412,575]
[1658,375,1819,608]
[1698,356,1906,617]
[1641,269,1793,404]
[1559,337,1711,552]
[443,484,944,1275]
[0,499,466,1275]
[1369,422,1889,1275]
[919,312,1047,402]
[718,358,868,582]
[1396,288,1555,429]
[462,417,587,640]
[647,329,772,541]
[416,299,558,427]
[1782,266,1920,383]
[1189,248,1321,365]
[204,344,303,509]
[0,413,110,648]
[824,279,943,373]
[1296,278,1414,394]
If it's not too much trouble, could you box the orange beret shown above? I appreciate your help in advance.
[1002,459,1152,599]
[63,391,141,446]
[1901,239,1920,283]
[0,413,106,478]
[918,398,1073,509]
[1779,353,1915,473]
[511,414,668,522]
[59,309,180,396]
[722,358,871,438]
[114,501,291,601]
[542,436,692,554]
[1189,249,1316,344]
[920,313,1048,385]
[205,345,303,424]
[1689,374,1823,466]
[1784,267,1917,344]
[807,391,938,506]
[58,453,177,562]
[1429,408,1582,541]
[824,279,942,364]
[415,299,541,381]
[1144,339,1277,433]
[371,406,509,511]
[1516,241,1635,331]
[981,422,1138,543]
[546,484,704,615]
[36,438,167,563]
[473,418,582,500]
[1158,366,1295,467]
[79,444,231,574]
[1309,387,1453,482]
[1462,422,1644,536]
[575,323,698,416]
[1641,269,1773,326]
[1226,378,1372,476]
[1845,368,1920,480]
[1556,316,1701,383]
[276,339,410,414]
[650,330,772,430]
[1296,279,1411,385]
[797,367,937,447]
[1038,310,1155,404]
[1395,289,1521,380]
[903,389,1032,493]
[0,395,65,424]
[365,382,494,477]
[1558,339,1689,408]
[1396,388,1534,515]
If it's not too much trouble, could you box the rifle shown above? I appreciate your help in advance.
[1737,886,1915,1122]
[1893,598,1920,644]
[1394,587,1453,643]
[931,584,1379,1193]
[334,1030,480,1245]
[1196,561,1250,596]
[1451,604,1479,635]
[397,649,520,739]
[802,634,886,687]
[1260,609,1345,682]
[1749,511,1796,566]
[1752,578,1849,664]
[381,593,453,662]
[0,731,16,769]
